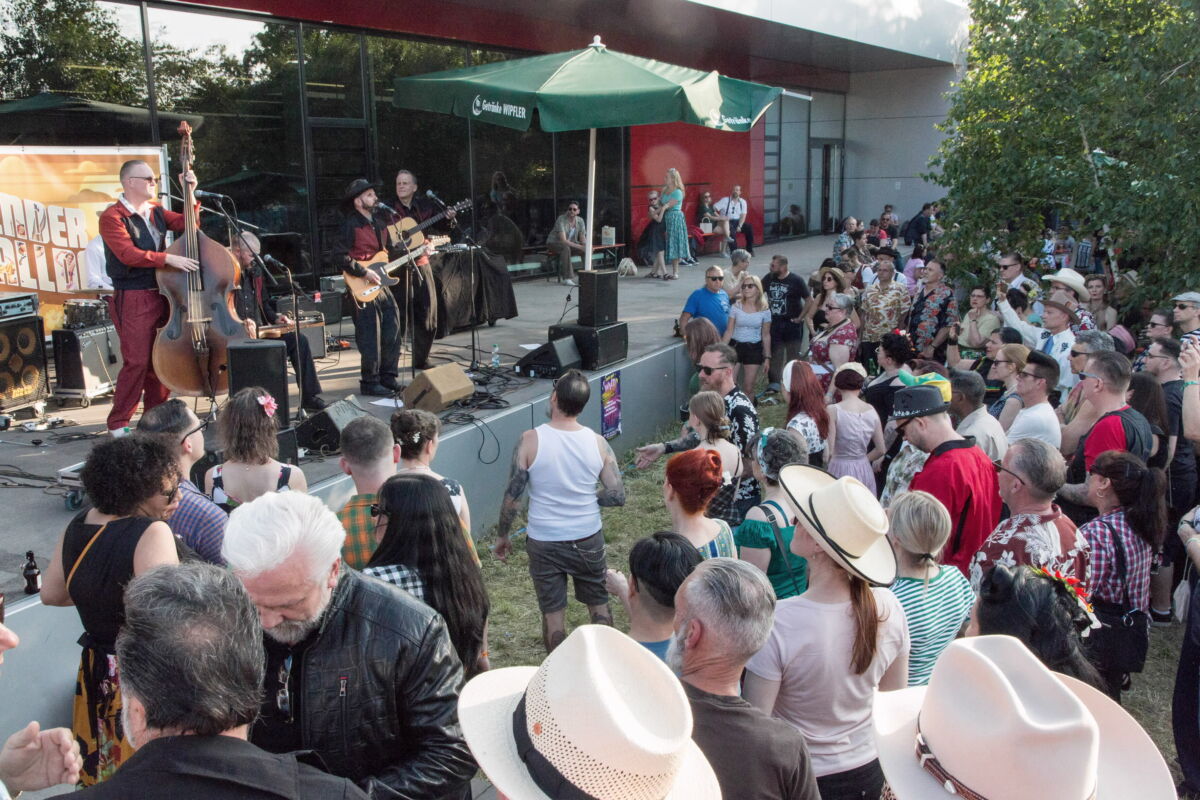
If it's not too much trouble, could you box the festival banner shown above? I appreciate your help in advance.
[0,146,168,329]
[601,370,621,440]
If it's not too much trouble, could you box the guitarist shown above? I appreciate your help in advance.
[389,169,453,371]
[333,178,403,396]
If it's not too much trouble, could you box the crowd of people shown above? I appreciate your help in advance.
[5,209,1197,800]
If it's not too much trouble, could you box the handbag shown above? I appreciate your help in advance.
[699,220,713,234]
[1085,520,1149,674]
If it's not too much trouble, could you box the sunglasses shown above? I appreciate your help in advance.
[707,275,725,281]
[993,462,1024,483]
[1150,321,1172,328]
[276,656,294,722]
[1078,371,1101,382]
[823,305,841,311]
[1069,349,1089,359]
[161,482,181,503]
[180,416,212,444]
[370,503,390,517]
[1176,304,1195,311]
[126,175,157,183]
[998,262,1020,270]
[991,359,1012,365]
[1016,370,1043,380]
[697,364,730,376]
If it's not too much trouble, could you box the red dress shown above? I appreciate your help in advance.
[809,322,858,391]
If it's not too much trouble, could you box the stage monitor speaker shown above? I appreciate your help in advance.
[277,293,343,326]
[228,339,290,427]
[578,269,618,327]
[548,321,629,371]
[515,336,582,379]
[53,323,122,393]
[0,315,49,411]
[295,396,370,453]
[403,363,475,411]
[190,426,299,487]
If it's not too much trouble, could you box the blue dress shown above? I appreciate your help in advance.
[663,189,689,260]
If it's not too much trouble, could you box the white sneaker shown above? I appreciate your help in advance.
[563,279,577,287]
[109,426,130,438]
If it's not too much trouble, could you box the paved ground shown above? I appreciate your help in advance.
[0,235,837,600]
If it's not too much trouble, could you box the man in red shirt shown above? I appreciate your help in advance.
[1058,350,1151,523]
[892,384,1001,575]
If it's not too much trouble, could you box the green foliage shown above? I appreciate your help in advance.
[929,0,1200,297]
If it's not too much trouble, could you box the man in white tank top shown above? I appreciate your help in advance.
[494,370,626,652]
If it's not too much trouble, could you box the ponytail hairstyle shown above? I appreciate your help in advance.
[665,449,724,515]
[688,391,731,444]
[848,576,880,675]
[1089,450,1166,549]
[785,361,830,439]
[887,491,951,575]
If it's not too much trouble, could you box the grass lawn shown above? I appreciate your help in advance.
[475,398,1187,782]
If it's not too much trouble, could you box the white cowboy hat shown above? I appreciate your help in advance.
[1042,267,1089,301]
[874,635,1173,800]
[777,464,897,586]
[458,625,721,800]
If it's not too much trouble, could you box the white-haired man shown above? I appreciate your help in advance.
[221,492,475,798]
[670,558,820,800]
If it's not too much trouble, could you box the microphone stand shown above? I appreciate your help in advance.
[428,193,483,370]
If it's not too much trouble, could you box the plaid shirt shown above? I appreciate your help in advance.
[169,479,227,565]
[338,493,376,570]
[1080,509,1153,612]
[363,563,425,601]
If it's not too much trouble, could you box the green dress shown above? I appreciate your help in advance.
[734,500,808,598]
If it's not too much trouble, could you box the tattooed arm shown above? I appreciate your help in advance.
[1057,481,1092,508]
[494,431,534,561]
[596,437,627,507]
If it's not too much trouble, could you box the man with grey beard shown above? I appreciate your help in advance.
[222,492,475,799]
[668,558,819,800]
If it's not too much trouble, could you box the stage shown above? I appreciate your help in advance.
[0,235,836,597]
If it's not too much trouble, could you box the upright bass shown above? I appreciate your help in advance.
[152,121,243,398]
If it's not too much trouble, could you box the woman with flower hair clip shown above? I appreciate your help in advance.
[204,386,306,508]
[390,409,476,549]
[685,391,744,526]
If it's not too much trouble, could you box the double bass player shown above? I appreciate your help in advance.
[98,160,198,434]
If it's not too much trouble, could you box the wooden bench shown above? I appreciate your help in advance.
[694,230,727,256]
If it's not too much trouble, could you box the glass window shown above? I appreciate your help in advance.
[554,128,625,245]
[779,95,810,236]
[0,0,153,146]
[147,8,312,271]
[303,29,364,119]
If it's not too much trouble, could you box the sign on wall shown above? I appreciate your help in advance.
[0,146,168,329]
[601,370,621,440]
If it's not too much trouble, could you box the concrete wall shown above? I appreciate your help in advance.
[842,66,958,226]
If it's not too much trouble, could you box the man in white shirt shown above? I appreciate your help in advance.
[715,185,753,255]
[950,370,1008,461]
[998,283,1077,393]
[997,251,1041,315]
[1007,351,1063,448]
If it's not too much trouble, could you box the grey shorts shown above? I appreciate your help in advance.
[525,530,608,614]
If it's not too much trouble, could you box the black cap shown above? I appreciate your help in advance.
[890,385,949,420]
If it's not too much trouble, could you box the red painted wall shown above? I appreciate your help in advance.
[628,122,762,246]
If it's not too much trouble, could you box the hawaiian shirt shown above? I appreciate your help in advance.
[860,280,912,342]
[1071,306,1096,334]
[909,283,958,353]
[833,231,853,260]
[969,505,1090,592]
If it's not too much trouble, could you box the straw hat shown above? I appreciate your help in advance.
[458,625,720,800]
[818,265,848,289]
[777,464,897,586]
[1043,290,1081,325]
[874,635,1173,799]
[1042,267,1088,301]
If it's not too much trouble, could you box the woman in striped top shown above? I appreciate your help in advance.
[664,449,737,559]
[885,491,975,686]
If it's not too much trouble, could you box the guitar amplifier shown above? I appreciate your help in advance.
[0,314,49,411]
[548,322,628,371]
[53,323,122,395]
[277,293,343,326]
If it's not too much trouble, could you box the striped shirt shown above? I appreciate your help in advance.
[888,566,975,686]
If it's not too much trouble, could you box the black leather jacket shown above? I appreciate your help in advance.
[254,569,476,799]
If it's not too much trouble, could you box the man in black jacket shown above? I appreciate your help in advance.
[58,561,368,799]
[223,491,476,799]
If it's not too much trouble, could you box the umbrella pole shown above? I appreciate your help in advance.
[584,127,596,271]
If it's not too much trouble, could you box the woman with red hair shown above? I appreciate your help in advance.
[665,448,737,559]
[783,360,830,468]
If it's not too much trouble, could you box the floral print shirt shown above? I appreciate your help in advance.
[860,280,912,342]
[968,505,1090,593]
[909,283,958,353]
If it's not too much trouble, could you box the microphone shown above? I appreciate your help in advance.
[194,189,230,201]
[373,202,396,217]
[262,254,289,271]
[425,190,448,209]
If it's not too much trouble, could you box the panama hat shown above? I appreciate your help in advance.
[777,464,897,586]
[458,625,720,800]
[874,635,1173,799]
[1043,290,1081,325]
[1042,267,1088,302]
[340,178,380,210]
[818,265,848,289]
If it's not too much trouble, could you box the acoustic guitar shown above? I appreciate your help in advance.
[342,199,470,305]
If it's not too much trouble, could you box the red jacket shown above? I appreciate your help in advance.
[98,199,188,271]
[910,437,1001,575]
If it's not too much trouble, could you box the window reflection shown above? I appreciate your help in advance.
[304,29,364,119]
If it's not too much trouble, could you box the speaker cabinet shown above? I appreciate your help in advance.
[228,340,290,426]
[515,336,582,379]
[0,315,49,411]
[53,323,122,393]
[295,396,371,453]
[189,426,299,487]
[578,269,618,327]
[277,293,343,326]
[548,321,629,371]
[402,363,475,411]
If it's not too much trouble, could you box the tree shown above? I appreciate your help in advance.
[929,0,1200,297]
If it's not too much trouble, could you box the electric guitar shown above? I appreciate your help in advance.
[341,199,470,305]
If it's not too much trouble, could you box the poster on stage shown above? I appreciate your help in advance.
[601,370,621,440]
[0,146,168,329]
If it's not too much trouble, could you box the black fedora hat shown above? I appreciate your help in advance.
[875,245,899,259]
[890,385,949,420]
[341,178,380,210]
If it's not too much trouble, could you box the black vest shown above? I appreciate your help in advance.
[1061,407,1153,524]
[104,205,168,290]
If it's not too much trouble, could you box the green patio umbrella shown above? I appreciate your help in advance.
[393,36,783,269]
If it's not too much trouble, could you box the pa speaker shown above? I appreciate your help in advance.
[53,323,122,393]
[189,426,299,486]
[228,339,289,427]
[295,396,370,453]
[548,321,628,371]
[402,363,475,411]
[0,315,49,411]
[515,336,582,379]
[578,269,618,327]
